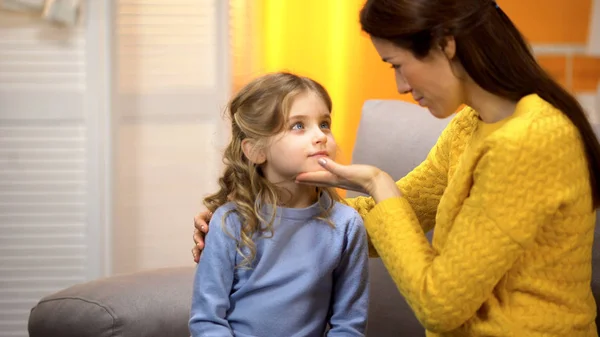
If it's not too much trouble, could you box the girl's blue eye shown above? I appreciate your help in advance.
[320,121,331,129]
[291,122,304,130]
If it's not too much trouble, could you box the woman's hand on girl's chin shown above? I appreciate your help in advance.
[295,170,368,194]
[295,158,382,195]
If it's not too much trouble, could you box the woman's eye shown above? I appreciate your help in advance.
[390,64,400,70]
[291,122,304,130]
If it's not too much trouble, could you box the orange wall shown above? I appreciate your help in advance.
[502,0,593,43]
[232,0,599,168]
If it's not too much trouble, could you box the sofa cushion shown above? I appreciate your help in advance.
[28,267,195,337]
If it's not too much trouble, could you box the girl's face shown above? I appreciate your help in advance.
[261,91,337,185]
[370,37,466,119]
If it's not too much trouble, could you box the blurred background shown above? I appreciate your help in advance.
[0,0,598,336]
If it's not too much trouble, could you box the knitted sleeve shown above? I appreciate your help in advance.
[363,120,570,332]
[345,113,459,256]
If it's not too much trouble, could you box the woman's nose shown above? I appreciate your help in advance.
[395,73,411,94]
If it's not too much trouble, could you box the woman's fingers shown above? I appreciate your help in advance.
[194,214,204,232]
[192,246,201,263]
[295,170,338,185]
[192,226,203,264]
[296,173,367,193]
[193,228,204,249]
[194,211,211,233]
[317,158,350,178]
[192,211,211,264]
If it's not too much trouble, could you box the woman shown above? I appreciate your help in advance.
[192,0,600,335]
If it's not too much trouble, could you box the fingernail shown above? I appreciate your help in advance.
[318,158,327,166]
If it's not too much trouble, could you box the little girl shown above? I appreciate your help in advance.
[189,72,369,337]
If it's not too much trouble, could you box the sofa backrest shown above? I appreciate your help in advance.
[351,99,600,336]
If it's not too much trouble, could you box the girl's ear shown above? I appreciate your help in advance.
[241,139,266,164]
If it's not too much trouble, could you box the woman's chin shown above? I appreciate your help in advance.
[428,107,454,119]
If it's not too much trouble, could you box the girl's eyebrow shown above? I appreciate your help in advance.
[288,112,331,120]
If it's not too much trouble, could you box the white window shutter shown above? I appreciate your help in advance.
[112,0,230,273]
[0,8,106,336]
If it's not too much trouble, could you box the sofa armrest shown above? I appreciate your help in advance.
[28,266,195,337]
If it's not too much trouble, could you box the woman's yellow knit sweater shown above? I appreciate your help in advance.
[347,94,597,336]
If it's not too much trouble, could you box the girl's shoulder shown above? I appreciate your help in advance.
[331,201,365,229]
[209,202,243,237]
[211,202,238,220]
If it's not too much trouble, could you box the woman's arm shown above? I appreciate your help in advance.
[344,116,455,254]
[364,128,567,333]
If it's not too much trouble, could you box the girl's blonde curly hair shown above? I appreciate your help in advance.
[203,72,340,268]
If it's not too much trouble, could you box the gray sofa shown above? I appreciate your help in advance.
[28,100,600,336]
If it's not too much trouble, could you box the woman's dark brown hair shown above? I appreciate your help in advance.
[360,0,600,208]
